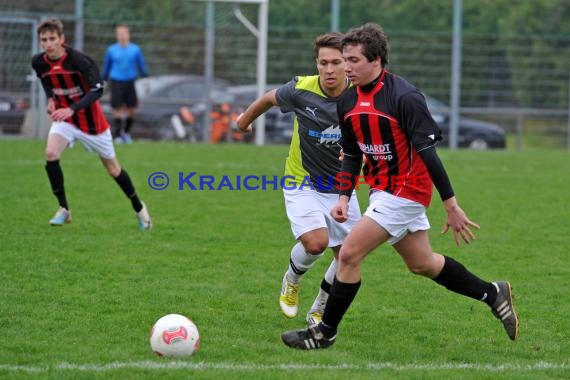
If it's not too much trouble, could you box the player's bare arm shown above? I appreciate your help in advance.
[236,89,278,133]
[441,196,480,246]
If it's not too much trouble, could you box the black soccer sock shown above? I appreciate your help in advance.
[113,169,143,212]
[320,278,332,294]
[113,118,123,137]
[320,277,361,338]
[433,256,497,306]
[45,160,68,210]
[125,117,134,134]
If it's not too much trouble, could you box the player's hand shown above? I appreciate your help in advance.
[330,196,350,223]
[46,99,56,115]
[339,148,344,161]
[50,107,74,122]
[441,199,480,246]
[236,113,252,133]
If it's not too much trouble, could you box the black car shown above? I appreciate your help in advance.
[102,75,234,141]
[0,92,29,135]
[426,96,506,149]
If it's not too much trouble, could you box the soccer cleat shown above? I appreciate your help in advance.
[123,133,133,144]
[136,202,153,230]
[491,281,519,340]
[49,207,71,226]
[279,274,300,318]
[281,323,336,350]
[306,311,323,326]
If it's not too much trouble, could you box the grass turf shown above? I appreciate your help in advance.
[0,139,568,379]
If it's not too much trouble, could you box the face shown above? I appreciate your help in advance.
[343,44,382,87]
[116,26,130,45]
[39,30,65,60]
[316,47,346,96]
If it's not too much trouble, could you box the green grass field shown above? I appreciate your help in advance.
[0,140,568,380]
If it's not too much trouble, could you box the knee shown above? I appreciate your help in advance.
[303,240,328,255]
[106,164,122,178]
[338,246,361,268]
[45,148,61,161]
[406,261,439,277]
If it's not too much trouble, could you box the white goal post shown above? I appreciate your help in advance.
[196,0,268,145]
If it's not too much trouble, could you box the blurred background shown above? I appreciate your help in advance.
[0,0,568,149]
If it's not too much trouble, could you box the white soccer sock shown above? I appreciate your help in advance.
[286,242,324,283]
[324,258,338,285]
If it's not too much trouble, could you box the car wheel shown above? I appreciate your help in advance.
[468,138,490,150]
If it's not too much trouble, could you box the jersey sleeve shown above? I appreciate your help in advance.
[135,45,149,78]
[275,77,299,113]
[398,90,442,152]
[70,49,105,91]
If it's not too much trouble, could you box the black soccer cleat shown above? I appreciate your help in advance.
[491,281,519,340]
[281,323,336,350]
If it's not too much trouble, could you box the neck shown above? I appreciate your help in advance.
[359,69,383,92]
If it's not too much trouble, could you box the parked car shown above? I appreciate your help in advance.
[0,92,29,135]
[426,96,506,149]
[102,75,235,141]
[227,84,294,144]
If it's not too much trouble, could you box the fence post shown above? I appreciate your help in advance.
[516,113,523,150]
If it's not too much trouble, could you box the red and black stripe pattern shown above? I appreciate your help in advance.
[32,46,109,135]
[339,71,441,207]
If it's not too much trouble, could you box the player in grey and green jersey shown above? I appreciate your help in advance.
[236,33,361,325]
[278,75,344,192]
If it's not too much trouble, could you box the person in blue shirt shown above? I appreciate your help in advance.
[102,23,148,144]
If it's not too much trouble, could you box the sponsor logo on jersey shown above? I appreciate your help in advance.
[357,142,393,161]
[52,85,84,98]
[305,106,318,117]
[308,125,341,145]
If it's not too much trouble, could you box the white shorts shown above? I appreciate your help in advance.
[283,188,361,247]
[364,190,430,245]
[49,122,116,159]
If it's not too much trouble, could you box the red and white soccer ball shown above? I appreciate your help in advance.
[150,314,200,357]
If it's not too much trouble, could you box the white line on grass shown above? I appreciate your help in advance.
[1,361,568,373]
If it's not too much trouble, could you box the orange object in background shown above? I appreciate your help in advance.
[210,103,232,143]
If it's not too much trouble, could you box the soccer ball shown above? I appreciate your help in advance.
[150,314,200,357]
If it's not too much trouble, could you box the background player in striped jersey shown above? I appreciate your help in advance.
[236,33,361,325]
[32,19,152,230]
[101,23,149,144]
[282,23,518,350]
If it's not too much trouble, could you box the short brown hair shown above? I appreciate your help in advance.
[313,32,343,58]
[37,19,64,36]
[342,23,389,67]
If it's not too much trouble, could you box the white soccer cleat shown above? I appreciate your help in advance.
[49,207,72,226]
[136,202,153,230]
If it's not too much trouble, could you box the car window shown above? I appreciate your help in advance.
[164,82,206,100]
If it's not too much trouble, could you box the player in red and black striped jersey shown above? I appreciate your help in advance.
[32,19,152,229]
[282,23,518,350]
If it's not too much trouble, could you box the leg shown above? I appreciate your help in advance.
[394,230,518,340]
[281,216,390,349]
[112,108,125,139]
[280,228,329,318]
[45,133,72,225]
[306,245,339,325]
[100,157,151,229]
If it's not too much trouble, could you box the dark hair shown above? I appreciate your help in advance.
[37,19,64,36]
[341,23,389,67]
[313,32,343,58]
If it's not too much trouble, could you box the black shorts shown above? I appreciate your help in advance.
[110,80,138,108]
